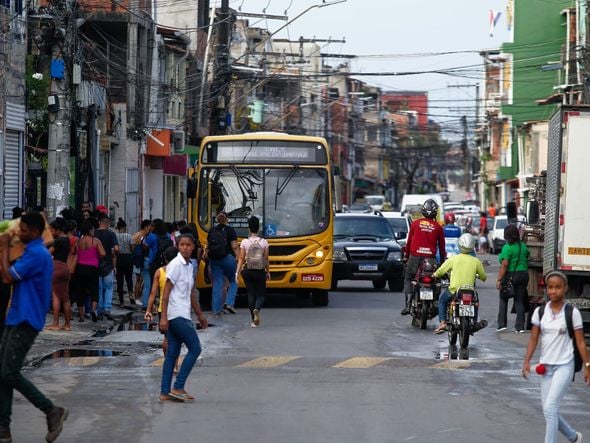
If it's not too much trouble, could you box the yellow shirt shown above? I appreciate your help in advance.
[157,267,167,313]
[433,253,487,294]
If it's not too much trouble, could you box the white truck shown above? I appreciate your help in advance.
[525,105,590,322]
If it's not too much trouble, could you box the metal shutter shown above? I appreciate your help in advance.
[4,131,22,219]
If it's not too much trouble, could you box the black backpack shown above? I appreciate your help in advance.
[132,241,147,269]
[207,226,228,259]
[151,235,174,271]
[538,303,583,373]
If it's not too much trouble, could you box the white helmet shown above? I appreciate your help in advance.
[458,233,475,254]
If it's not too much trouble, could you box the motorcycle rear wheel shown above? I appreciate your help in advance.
[459,317,470,349]
[420,300,429,329]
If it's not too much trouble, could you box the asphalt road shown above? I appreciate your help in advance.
[9,254,590,442]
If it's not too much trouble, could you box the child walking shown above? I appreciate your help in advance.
[523,270,590,443]
[145,246,180,372]
[157,234,208,403]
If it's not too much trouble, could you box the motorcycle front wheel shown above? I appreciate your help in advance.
[459,317,470,349]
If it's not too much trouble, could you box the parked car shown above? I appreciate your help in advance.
[332,213,404,291]
[382,211,411,250]
[488,215,526,254]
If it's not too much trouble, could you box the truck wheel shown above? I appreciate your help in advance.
[330,276,338,291]
[388,277,404,292]
[311,290,329,307]
[372,279,386,290]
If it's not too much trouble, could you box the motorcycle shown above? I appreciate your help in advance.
[409,257,440,329]
[446,285,487,348]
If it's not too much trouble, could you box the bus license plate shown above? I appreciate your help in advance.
[359,264,378,271]
[420,289,433,300]
[459,305,475,317]
[302,274,324,282]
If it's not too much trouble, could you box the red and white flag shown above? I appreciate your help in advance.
[489,9,502,37]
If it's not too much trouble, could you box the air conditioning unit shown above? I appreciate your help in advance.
[172,130,185,153]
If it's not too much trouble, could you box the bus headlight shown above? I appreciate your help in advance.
[301,248,328,267]
[387,251,402,262]
[333,248,347,261]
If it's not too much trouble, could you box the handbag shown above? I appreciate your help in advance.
[500,243,522,301]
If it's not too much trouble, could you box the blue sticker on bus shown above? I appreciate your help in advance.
[265,224,277,236]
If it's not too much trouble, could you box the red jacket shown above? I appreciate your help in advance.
[406,218,446,260]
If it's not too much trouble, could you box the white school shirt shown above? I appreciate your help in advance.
[531,304,583,365]
[165,253,194,321]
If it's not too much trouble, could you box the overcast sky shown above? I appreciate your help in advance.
[228,0,511,138]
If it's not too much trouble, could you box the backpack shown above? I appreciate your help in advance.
[149,234,174,275]
[207,226,228,259]
[538,303,583,373]
[132,241,146,269]
[246,238,265,270]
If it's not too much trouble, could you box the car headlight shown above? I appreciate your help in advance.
[333,248,347,261]
[387,251,402,262]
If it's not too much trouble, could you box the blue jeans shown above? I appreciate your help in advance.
[211,254,238,313]
[541,361,577,443]
[142,258,151,306]
[438,289,451,322]
[98,271,114,313]
[160,317,202,395]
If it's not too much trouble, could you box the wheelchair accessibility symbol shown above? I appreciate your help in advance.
[265,224,277,236]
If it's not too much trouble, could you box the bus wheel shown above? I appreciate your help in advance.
[198,288,212,309]
[295,290,310,300]
[311,290,329,307]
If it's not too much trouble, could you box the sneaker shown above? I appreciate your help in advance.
[496,327,507,332]
[134,300,143,307]
[90,311,98,322]
[400,307,410,316]
[250,322,258,328]
[253,308,260,326]
[516,329,526,334]
[46,406,68,442]
[575,431,583,443]
[0,425,11,443]
[224,304,236,314]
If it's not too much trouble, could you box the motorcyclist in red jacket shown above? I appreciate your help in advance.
[401,199,446,315]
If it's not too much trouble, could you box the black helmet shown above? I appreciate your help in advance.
[421,199,439,219]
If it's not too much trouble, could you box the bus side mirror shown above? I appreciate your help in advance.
[187,178,197,199]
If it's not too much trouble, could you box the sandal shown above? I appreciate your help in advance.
[434,324,447,334]
[159,394,183,403]
[168,392,194,403]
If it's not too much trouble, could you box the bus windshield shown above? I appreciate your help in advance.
[198,167,329,238]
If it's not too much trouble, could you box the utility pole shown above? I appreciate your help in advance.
[47,4,75,219]
[210,0,232,135]
[462,115,470,192]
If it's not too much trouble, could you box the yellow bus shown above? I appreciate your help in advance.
[188,132,334,306]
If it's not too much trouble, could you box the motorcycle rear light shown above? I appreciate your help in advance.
[420,276,432,284]
[461,294,473,304]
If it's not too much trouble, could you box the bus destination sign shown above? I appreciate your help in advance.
[204,141,327,165]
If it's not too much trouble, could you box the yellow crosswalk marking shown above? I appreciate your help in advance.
[431,360,471,370]
[333,357,392,369]
[67,356,102,367]
[150,356,186,368]
[237,356,300,368]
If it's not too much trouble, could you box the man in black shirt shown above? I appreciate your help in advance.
[94,214,119,318]
[205,212,239,316]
